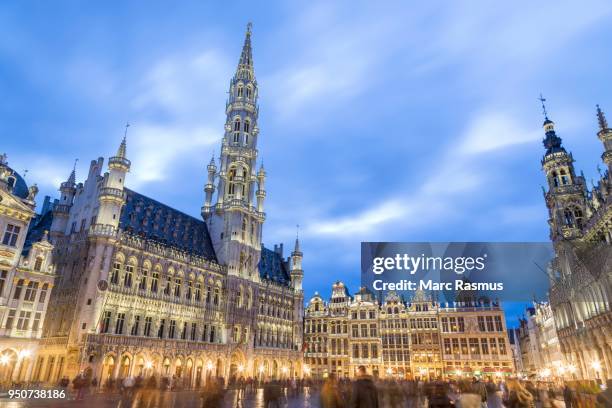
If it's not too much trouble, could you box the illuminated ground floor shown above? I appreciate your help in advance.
[18,334,303,386]
[0,338,39,386]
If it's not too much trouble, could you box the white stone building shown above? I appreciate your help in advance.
[0,155,55,384]
[34,24,304,387]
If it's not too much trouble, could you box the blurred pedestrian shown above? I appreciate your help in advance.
[350,366,378,408]
[320,373,343,408]
[506,379,535,408]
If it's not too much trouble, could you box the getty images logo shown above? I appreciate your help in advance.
[372,253,488,275]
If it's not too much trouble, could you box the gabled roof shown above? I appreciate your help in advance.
[119,188,217,262]
[258,245,291,286]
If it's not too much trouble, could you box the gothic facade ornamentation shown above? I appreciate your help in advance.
[33,24,304,386]
[541,105,612,381]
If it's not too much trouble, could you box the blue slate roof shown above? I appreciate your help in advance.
[5,165,29,199]
[258,246,291,286]
[119,188,217,262]
[22,206,54,256]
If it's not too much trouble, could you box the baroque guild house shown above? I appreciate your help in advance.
[0,155,55,384]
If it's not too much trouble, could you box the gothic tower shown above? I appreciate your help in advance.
[541,107,588,242]
[596,105,612,186]
[203,23,265,280]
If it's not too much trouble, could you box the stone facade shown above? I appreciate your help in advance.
[304,283,513,380]
[0,155,55,384]
[540,105,612,381]
[32,24,304,387]
[516,302,566,379]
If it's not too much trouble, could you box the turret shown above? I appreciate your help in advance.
[202,155,217,217]
[96,130,130,229]
[596,105,612,177]
[256,163,266,214]
[290,235,303,291]
[50,164,77,239]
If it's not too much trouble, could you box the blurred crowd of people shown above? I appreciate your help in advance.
[46,367,612,407]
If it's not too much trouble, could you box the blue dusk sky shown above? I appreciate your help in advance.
[1,1,611,326]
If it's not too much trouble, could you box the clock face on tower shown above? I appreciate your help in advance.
[97,279,109,292]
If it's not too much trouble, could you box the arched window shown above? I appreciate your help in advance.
[110,262,121,285]
[241,219,247,240]
[124,264,133,287]
[237,86,244,98]
[551,172,559,187]
[228,169,236,196]
[244,120,250,133]
[564,206,584,229]
[560,169,569,185]
[233,118,241,144]
[246,86,252,99]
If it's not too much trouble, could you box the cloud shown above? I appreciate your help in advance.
[126,123,219,188]
[458,112,541,155]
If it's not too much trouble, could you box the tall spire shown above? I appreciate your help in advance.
[67,159,78,185]
[116,123,129,159]
[597,104,609,131]
[236,22,254,80]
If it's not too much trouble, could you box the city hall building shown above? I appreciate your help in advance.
[31,24,305,386]
[304,283,514,380]
[541,106,612,381]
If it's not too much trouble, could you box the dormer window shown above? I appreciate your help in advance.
[34,257,43,272]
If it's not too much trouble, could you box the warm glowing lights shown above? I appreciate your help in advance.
[456,370,463,377]
[144,361,153,370]
[567,364,577,373]
[18,349,31,359]
[495,371,502,378]
[386,368,393,375]
[206,362,213,371]
[303,365,311,375]
[591,361,601,371]
[419,368,427,376]
[238,364,245,372]
[0,355,10,365]
[540,368,552,378]
[258,365,264,373]
[282,367,289,374]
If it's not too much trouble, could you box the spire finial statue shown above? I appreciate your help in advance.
[596,104,608,131]
[124,122,130,140]
[539,93,548,120]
